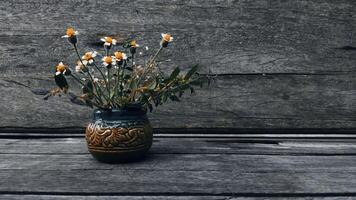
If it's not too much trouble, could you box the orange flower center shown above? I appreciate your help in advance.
[106,37,113,43]
[66,27,76,37]
[56,64,66,72]
[163,34,171,41]
[104,56,112,64]
[130,40,137,47]
[115,52,123,60]
[83,52,93,60]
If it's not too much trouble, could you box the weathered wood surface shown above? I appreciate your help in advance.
[0,74,355,128]
[1,136,356,199]
[0,0,356,129]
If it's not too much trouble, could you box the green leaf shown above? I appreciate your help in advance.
[147,80,157,90]
[169,67,180,80]
[129,79,138,90]
[184,64,199,80]
[82,80,93,94]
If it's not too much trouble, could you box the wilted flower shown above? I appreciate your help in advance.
[114,51,127,65]
[101,37,117,48]
[102,56,116,68]
[130,40,139,54]
[82,51,97,65]
[160,33,173,47]
[54,62,70,91]
[55,62,71,76]
[62,27,78,44]
[75,60,86,73]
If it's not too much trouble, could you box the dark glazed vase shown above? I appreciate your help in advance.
[85,105,153,163]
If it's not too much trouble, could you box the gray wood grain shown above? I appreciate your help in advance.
[1,0,356,74]
[0,0,356,129]
[0,196,355,200]
[2,137,356,197]
[2,138,356,155]
[1,140,356,195]
[0,74,355,128]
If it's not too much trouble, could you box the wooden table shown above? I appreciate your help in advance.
[1,132,356,199]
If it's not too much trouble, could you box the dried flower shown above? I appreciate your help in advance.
[102,56,116,68]
[75,60,86,72]
[55,62,71,76]
[101,37,117,48]
[62,27,78,44]
[82,51,97,65]
[160,33,173,47]
[130,40,140,54]
[54,62,69,91]
[114,51,127,65]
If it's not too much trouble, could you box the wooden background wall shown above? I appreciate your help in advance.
[0,0,355,129]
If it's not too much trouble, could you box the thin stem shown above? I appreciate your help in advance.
[93,62,110,102]
[107,67,111,107]
[73,44,104,105]
[69,74,101,105]
[137,46,163,86]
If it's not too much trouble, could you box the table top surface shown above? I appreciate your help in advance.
[1,133,356,200]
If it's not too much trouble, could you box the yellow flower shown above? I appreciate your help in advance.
[130,40,140,48]
[102,56,116,67]
[82,51,97,64]
[55,62,66,75]
[62,27,78,44]
[62,27,78,38]
[114,51,127,61]
[100,36,117,47]
[160,33,173,47]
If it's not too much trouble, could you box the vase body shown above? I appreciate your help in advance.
[85,105,153,163]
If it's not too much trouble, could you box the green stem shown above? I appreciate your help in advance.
[107,67,111,107]
[69,74,101,105]
[93,62,110,102]
[137,46,163,86]
[73,44,104,105]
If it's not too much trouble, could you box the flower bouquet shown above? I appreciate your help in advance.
[33,27,208,162]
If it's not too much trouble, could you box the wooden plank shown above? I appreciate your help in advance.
[0,0,355,74]
[1,167,356,195]
[3,153,356,171]
[0,74,355,128]
[0,0,356,129]
[1,138,356,196]
[0,196,229,200]
[0,195,355,200]
[1,138,356,155]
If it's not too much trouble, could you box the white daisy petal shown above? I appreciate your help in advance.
[92,51,97,57]
[161,33,165,38]
[55,71,61,75]
[104,42,110,46]
[61,35,69,38]
[100,38,106,42]
[89,60,93,64]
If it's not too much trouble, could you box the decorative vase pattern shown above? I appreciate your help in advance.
[85,106,153,163]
